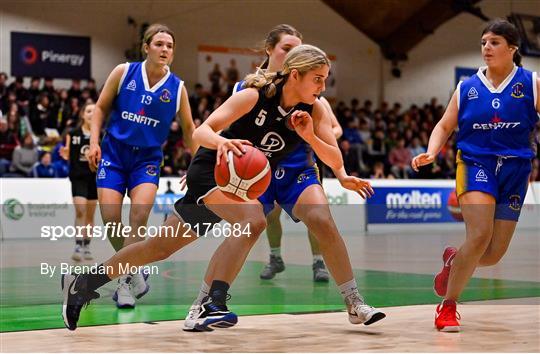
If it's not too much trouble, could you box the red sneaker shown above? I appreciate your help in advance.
[434,246,457,297]
[435,300,460,332]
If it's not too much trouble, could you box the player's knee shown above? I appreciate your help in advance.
[75,208,85,219]
[304,211,334,234]
[467,231,492,251]
[244,217,266,240]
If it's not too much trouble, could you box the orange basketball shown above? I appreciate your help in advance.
[214,145,271,202]
[447,189,463,221]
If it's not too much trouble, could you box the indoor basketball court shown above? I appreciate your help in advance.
[1,226,539,352]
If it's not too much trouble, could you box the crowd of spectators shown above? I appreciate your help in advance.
[1,73,538,181]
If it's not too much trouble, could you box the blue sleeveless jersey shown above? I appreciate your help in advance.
[107,61,183,147]
[233,80,314,169]
[457,66,538,159]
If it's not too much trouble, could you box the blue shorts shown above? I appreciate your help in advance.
[456,150,531,221]
[96,134,162,195]
[258,164,321,222]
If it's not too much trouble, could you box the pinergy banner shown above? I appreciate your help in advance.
[366,186,463,224]
[11,32,90,79]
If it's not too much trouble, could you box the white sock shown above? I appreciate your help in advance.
[338,278,361,302]
[270,247,281,257]
[194,281,210,305]
[313,254,324,263]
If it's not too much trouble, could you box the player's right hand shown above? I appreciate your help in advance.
[87,142,101,172]
[216,139,252,165]
[411,153,435,172]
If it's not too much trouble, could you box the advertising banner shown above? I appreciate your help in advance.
[366,186,461,224]
[11,32,91,79]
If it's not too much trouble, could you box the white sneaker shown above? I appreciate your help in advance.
[130,272,150,299]
[83,245,93,260]
[112,275,135,308]
[346,294,386,325]
[183,303,202,331]
[71,245,83,261]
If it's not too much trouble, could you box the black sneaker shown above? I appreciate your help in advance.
[61,274,100,330]
[313,260,330,282]
[259,255,285,279]
[186,295,238,332]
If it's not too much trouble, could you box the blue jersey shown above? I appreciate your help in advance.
[107,61,183,147]
[457,66,538,159]
[233,80,314,169]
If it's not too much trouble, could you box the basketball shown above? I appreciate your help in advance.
[214,145,271,202]
[447,189,463,221]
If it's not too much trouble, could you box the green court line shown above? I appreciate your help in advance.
[1,261,539,332]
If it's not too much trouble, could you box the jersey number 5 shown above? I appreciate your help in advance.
[255,109,267,126]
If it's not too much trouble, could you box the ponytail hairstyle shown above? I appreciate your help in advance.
[482,19,522,66]
[258,24,303,70]
[244,44,330,98]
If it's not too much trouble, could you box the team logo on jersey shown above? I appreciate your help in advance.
[472,115,520,130]
[475,169,488,182]
[467,87,479,100]
[259,132,285,155]
[511,82,524,98]
[275,167,285,180]
[146,165,158,176]
[79,145,89,162]
[121,109,160,128]
[297,173,310,183]
[160,89,171,103]
[127,80,137,91]
[508,194,521,211]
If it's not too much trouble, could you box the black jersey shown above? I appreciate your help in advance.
[68,127,94,178]
[220,84,313,168]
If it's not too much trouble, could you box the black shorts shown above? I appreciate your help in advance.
[70,175,98,200]
[173,148,222,231]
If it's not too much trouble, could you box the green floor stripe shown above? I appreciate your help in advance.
[1,261,539,332]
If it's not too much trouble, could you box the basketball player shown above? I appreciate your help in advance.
[61,103,97,261]
[86,24,196,308]
[234,25,342,282]
[412,19,539,332]
[61,44,385,331]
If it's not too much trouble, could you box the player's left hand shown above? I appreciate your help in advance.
[338,175,374,199]
[290,110,315,142]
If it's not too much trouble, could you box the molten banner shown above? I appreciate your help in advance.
[11,32,90,79]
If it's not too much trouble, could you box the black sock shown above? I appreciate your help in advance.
[209,280,230,305]
[87,264,112,291]
[83,239,90,246]
[76,240,83,246]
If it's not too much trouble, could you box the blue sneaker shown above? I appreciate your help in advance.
[183,295,238,332]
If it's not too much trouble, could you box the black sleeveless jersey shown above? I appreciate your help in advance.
[219,84,313,168]
[68,127,94,178]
